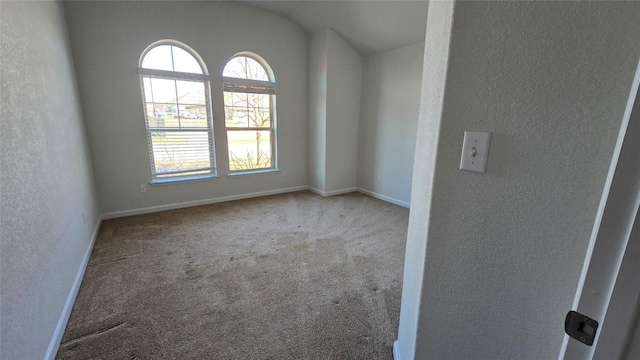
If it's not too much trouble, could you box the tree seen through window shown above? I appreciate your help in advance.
[222,54,276,171]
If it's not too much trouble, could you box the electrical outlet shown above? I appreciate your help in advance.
[140,184,147,193]
[376,175,381,182]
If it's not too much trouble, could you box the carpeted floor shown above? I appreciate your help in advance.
[57,191,408,359]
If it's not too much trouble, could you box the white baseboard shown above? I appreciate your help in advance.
[102,186,308,219]
[393,340,402,360]
[324,187,357,196]
[307,186,325,196]
[103,185,405,220]
[308,186,410,208]
[307,186,358,197]
[357,188,410,208]
[44,216,102,360]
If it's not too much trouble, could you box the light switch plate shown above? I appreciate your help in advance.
[460,131,491,173]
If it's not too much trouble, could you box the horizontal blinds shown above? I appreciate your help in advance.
[148,130,213,177]
[222,83,275,95]
[141,74,215,179]
[222,77,275,95]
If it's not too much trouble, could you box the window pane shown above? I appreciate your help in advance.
[224,92,248,127]
[231,92,248,107]
[225,106,248,127]
[223,56,247,79]
[227,130,271,171]
[146,103,160,127]
[247,93,270,128]
[245,57,268,81]
[176,80,205,105]
[151,131,211,174]
[178,105,208,128]
[223,56,270,81]
[148,104,180,128]
[223,92,271,128]
[150,78,177,103]
[141,45,173,71]
[143,77,153,102]
[172,46,203,74]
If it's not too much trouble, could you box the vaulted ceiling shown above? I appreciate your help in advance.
[236,1,429,56]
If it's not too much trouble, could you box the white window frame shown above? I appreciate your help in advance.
[222,53,277,174]
[138,40,216,183]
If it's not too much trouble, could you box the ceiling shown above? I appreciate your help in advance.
[235,0,429,56]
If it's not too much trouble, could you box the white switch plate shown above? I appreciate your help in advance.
[460,131,491,173]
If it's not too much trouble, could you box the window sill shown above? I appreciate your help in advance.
[150,174,218,186]
[227,169,280,177]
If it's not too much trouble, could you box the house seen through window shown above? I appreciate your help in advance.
[138,41,215,181]
[223,54,276,172]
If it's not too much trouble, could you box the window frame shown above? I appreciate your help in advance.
[138,40,217,183]
[222,53,277,174]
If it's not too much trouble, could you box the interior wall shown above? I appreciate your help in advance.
[307,27,362,195]
[395,2,451,358]
[308,29,329,192]
[590,79,640,360]
[398,1,640,359]
[628,306,640,359]
[63,1,308,214]
[325,29,362,193]
[357,42,424,206]
[594,209,640,360]
[0,2,100,359]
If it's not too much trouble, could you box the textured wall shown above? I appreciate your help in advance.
[325,29,362,193]
[398,1,640,359]
[358,42,424,205]
[395,2,450,358]
[0,1,99,359]
[308,29,328,192]
[307,28,362,194]
[590,82,640,360]
[64,1,308,214]
[593,199,640,359]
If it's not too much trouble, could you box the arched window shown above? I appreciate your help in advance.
[222,54,276,172]
[138,40,215,181]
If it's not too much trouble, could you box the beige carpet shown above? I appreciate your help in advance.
[57,191,408,359]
